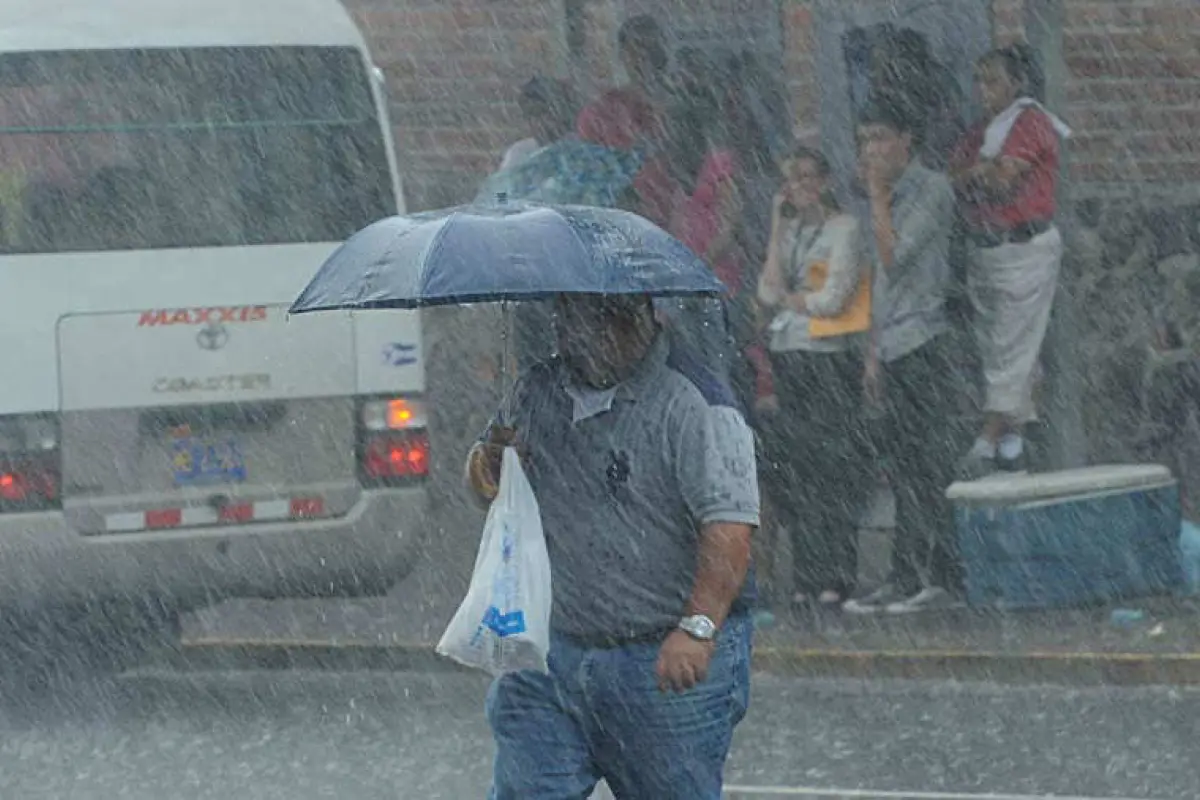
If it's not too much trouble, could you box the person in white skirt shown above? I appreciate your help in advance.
[949,43,1072,478]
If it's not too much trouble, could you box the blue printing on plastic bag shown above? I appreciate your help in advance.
[482,606,528,637]
[474,526,528,640]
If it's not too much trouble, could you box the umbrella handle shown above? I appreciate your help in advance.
[498,300,512,399]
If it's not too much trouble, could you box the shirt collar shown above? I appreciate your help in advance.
[615,333,670,401]
[558,333,669,421]
[892,159,924,200]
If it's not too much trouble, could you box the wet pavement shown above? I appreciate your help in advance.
[178,495,1200,685]
[0,667,1194,799]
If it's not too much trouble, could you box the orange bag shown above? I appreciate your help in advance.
[805,260,872,339]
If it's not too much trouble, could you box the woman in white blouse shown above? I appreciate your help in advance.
[757,146,870,610]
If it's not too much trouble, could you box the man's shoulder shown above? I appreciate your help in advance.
[1010,106,1059,146]
[907,161,950,183]
[662,346,741,413]
[907,163,954,200]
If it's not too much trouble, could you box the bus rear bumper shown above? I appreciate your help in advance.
[0,487,430,612]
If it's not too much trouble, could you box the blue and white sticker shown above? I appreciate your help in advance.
[382,342,418,367]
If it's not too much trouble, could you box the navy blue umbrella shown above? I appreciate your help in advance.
[289,201,726,313]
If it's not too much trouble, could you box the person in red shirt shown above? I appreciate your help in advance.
[666,52,777,414]
[576,15,681,228]
[950,44,1072,477]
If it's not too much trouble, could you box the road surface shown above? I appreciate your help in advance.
[0,664,1194,799]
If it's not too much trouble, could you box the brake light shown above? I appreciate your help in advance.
[357,396,430,487]
[363,432,430,480]
[0,472,25,501]
[0,413,60,512]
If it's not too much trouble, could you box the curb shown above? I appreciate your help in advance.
[175,637,1200,686]
[752,647,1200,686]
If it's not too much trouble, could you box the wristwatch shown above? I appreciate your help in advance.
[677,614,718,642]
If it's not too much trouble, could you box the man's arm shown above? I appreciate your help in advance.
[872,172,955,273]
[805,217,864,318]
[869,187,897,271]
[675,401,760,623]
[685,521,752,628]
[963,157,1033,201]
[658,400,759,692]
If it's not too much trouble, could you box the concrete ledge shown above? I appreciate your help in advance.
[176,637,1200,686]
[752,647,1200,686]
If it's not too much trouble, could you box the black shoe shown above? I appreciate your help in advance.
[996,450,1028,473]
[957,450,997,481]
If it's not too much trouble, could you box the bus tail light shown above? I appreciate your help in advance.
[357,397,429,487]
[362,432,430,480]
[0,414,61,513]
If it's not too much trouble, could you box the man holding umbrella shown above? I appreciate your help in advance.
[466,292,759,799]
[290,201,759,799]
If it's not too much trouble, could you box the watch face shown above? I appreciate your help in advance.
[682,615,716,640]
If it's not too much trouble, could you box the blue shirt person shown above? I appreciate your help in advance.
[465,292,759,800]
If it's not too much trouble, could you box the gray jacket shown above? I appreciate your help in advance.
[868,161,954,363]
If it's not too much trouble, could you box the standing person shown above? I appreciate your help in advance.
[949,44,1071,477]
[497,76,578,172]
[756,146,871,609]
[667,51,775,414]
[577,15,680,228]
[868,27,966,171]
[465,293,759,800]
[843,102,964,615]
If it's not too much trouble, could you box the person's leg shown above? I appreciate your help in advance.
[843,359,911,614]
[826,350,871,598]
[885,337,964,610]
[878,349,927,599]
[965,231,1063,474]
[784,354,841,600]
[764,351,819,603]
[963,242,1006,471]
[592,615,753,800]
[487,637,601,800]
[799,351,868,601]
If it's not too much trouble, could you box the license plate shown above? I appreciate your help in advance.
[171,437,246,485]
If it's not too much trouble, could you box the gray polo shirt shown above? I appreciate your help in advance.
[868,160,955,363]
[487,335,760,641]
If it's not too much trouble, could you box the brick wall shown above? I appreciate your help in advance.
[347,0,1200,210]
[1064,0,1200,195]
[781,2,818,143]
[344,0,564,210]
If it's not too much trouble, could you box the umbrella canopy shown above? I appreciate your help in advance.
[476,138,642,207]
[290,201,726,313]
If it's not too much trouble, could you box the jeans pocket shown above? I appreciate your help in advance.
[723,615,753,724]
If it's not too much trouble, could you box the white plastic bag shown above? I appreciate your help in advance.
[436,447,552,675]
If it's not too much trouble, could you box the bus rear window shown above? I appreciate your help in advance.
[0,46,396,254]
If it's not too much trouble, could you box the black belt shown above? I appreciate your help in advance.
[968,220,1051,248]
[559,609,750,650]
[560,627,673,650]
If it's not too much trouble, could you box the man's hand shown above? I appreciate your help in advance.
[786,291,808,315]
[865,168,892,204]
[465,425,522,504]
[770,189,790,224]
[656,630,716,693]
[860,152,893,202]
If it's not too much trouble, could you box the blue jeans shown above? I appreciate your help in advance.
[486,614,752,800]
